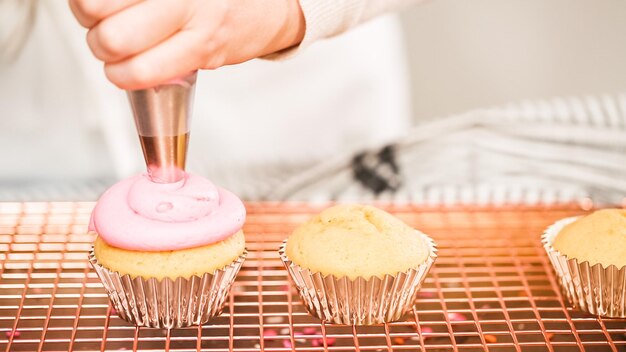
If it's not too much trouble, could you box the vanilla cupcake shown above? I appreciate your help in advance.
[543,209,626,317]
[89,173,246,328]
[279,204,436,325]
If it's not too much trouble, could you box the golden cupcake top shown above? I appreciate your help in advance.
[285,204,430,279]
[553,209,626,268]
[94,230,245,280]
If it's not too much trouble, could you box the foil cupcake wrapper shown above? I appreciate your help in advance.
[89,248,247,328]
[542,217,626,318]
[279,233,437,325]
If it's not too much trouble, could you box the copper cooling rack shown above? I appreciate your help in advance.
[0,202,625,352]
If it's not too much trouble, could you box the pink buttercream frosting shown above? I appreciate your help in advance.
[89,173,245,251]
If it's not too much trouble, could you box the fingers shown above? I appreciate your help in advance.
[69,0,143,28]
[87,0,190,62]
[104,30,216,90]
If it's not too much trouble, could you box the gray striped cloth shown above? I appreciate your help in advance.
[269,93,626,205]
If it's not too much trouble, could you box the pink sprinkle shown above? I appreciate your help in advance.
[110,308,118,316]
[313,337,335,346]
[5,330,21,338]
[281,285,291,292]
[417,291,435,298]
[303,327,318,335]
[447,312,466,321]
[263,329,277,340]
[264,329,277,336]
[282,340,293,348]
[420,326,434,338]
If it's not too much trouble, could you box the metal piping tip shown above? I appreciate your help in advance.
[127,72,197,183]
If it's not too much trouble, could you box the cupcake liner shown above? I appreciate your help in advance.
[542,217,626,318]
[89,248,247,328]
[279,233,437,325]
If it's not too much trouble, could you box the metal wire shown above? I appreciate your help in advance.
[0,202,625,351]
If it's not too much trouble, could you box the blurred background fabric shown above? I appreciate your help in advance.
[1,0,626,203]
[270,93,626,205]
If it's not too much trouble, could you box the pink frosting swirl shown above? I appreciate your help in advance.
[89,173,245,251]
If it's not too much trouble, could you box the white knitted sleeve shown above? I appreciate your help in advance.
[265,0,422,59]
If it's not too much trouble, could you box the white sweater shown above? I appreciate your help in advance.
[300,0,418,44]
[274,0,420,57]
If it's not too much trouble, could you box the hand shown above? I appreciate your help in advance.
[69,0,305,89]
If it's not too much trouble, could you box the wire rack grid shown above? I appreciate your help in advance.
[0,202,625,352]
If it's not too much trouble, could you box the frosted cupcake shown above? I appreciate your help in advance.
[88,173,246,328]
[543,209,626,317]
[279,204,436,325]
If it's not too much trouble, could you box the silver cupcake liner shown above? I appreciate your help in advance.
[279,232,437,325]
[542,217,626,318]
[89,247,247,328]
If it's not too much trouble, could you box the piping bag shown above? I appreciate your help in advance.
[126,72,197,183]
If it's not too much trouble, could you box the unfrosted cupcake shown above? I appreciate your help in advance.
[89,173,246,328]
[543,209,626,317]
[280,204,436,325]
